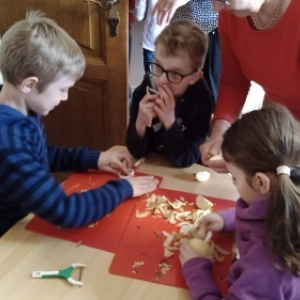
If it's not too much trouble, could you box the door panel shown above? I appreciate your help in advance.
[0,0,128,150]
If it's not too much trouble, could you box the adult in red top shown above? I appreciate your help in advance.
[200,0,300,173]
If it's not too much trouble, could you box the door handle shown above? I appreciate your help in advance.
[84,0,120,37]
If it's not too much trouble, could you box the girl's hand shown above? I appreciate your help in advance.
[136,94,158,135]
[154,84,176,130]
[98,151,131,175]
[197,212,225,233]
[200,119,231,173]
[179,238,213,266]
[125,176,159,197]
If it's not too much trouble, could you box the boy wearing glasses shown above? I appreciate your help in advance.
[126,20,214,168]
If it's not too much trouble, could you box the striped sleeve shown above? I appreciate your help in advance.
[0,148,133,231]
[47,144,100,172]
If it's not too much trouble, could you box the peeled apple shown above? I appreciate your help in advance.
[189,238,211,256]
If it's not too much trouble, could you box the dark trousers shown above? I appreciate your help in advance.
[203,28,221,103]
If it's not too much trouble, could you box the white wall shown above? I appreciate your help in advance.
[129,20,144,90]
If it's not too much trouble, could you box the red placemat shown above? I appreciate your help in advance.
[109,188,235,295]
[25,172,162,253]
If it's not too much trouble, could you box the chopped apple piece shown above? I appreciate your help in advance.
[196,195,214,210]
[195,171,211,182]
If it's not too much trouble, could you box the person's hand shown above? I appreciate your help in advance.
[136,93,159,136]
[197,212,225,233]
[154,84,176,130]
[200,138,227,173]
[200,119,231,173]
[211,0,230,13]
[179,238,213,266]
[152,0,190,25]
[125,176,159,197]
[179,238,201,265]
[97,150,131,175]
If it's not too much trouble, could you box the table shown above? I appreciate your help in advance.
[0,147,238,300]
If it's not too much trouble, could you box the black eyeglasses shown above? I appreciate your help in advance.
[148,61,198,84]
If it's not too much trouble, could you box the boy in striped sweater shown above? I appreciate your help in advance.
[0,11,158,236]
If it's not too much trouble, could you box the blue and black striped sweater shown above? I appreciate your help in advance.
[0,104,133,236]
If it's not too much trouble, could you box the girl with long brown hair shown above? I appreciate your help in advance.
[180,104,300,299]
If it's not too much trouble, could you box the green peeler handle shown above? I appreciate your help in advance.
[32,266,73,279]
[31,264,86,286]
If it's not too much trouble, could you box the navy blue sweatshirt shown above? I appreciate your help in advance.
[126,75,214,167]
[0,104,133,236]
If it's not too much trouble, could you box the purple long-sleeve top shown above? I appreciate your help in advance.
[182,198,300,300]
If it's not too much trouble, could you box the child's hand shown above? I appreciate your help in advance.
[179,238,213,266]
[125,176,159,197]
[154,84,176,130]
[197,212,225,233]
[179,239,212,266]
[98,150,131,175]
[136,94,158,131]
[180,238,201,265]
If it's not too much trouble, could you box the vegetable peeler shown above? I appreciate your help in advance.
[31,263,86,286]
[119,157,145,178]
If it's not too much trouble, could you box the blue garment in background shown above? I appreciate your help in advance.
[143,48,155,73]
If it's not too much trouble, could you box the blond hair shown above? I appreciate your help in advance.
[0,11,85,92]
[155,19,208,70]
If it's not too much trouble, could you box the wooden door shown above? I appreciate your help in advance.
[0,0,128,150]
